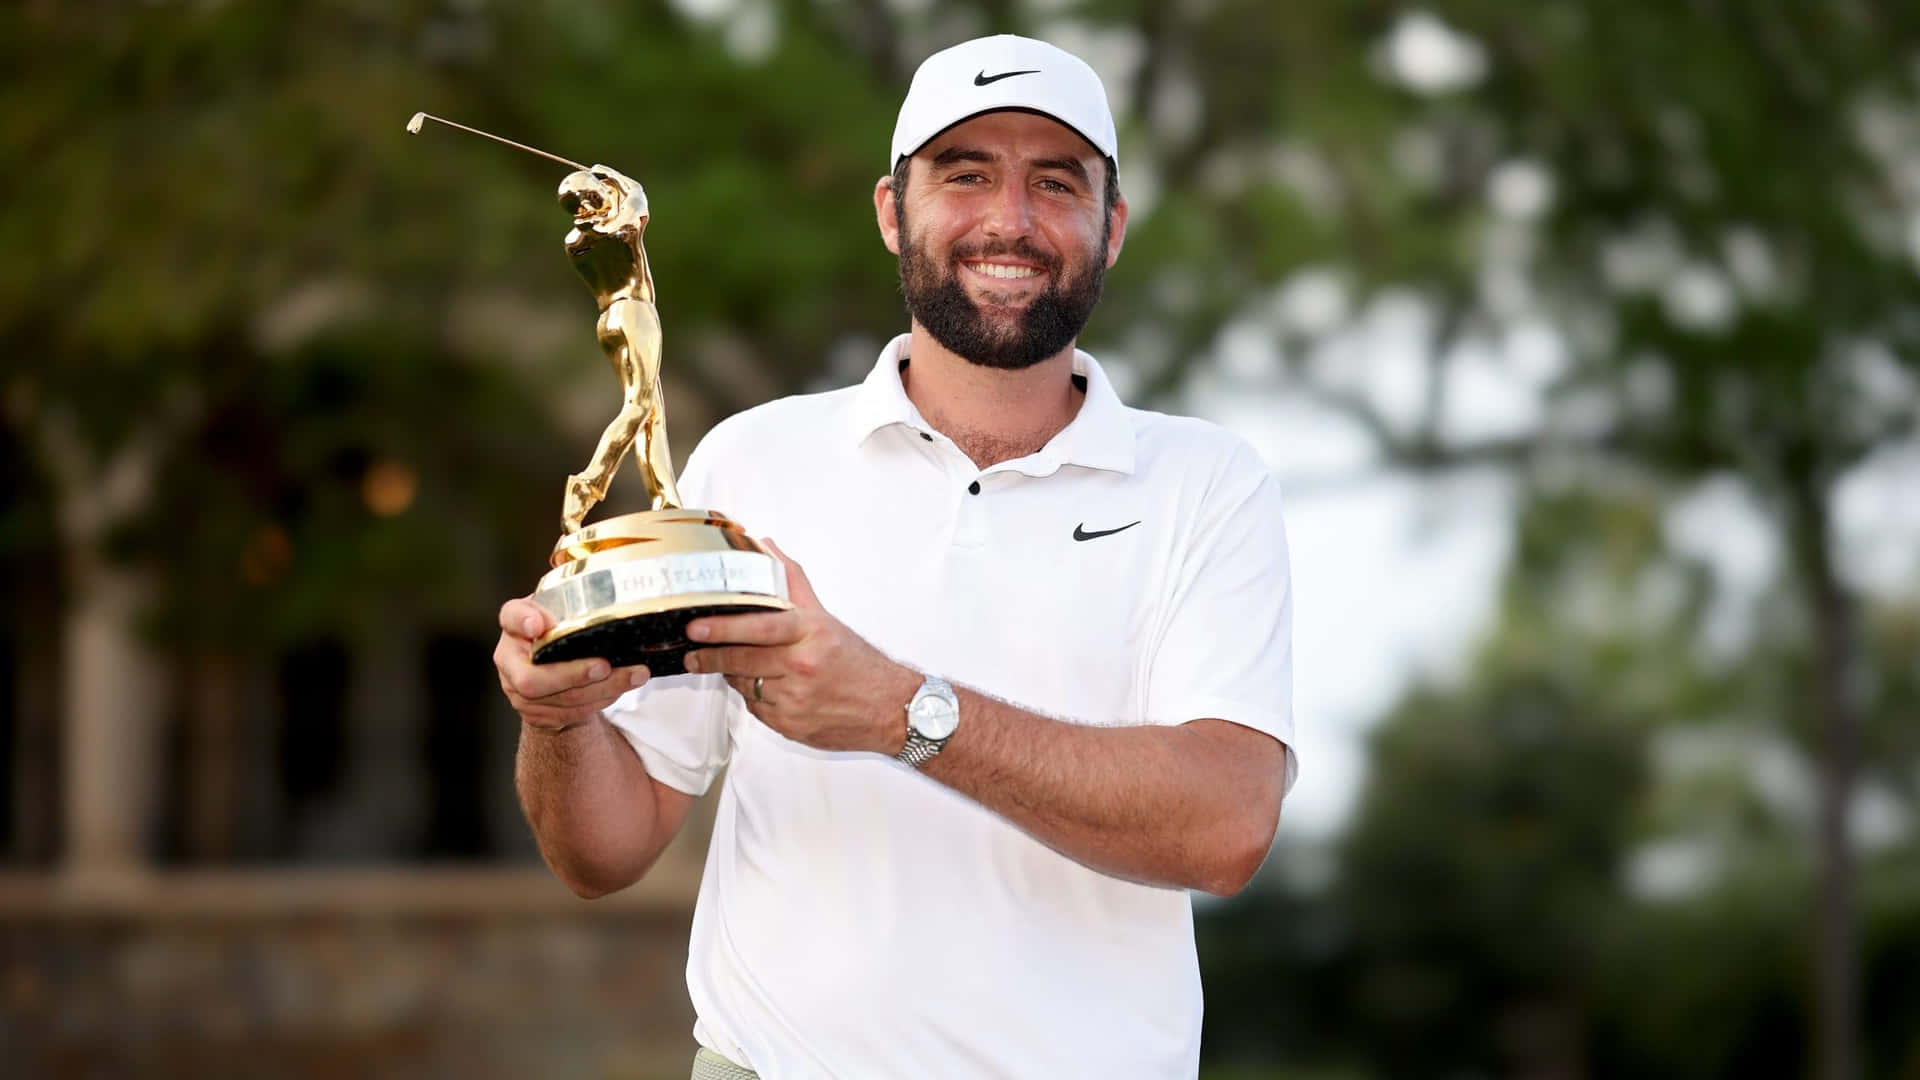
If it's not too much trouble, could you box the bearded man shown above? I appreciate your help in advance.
[494,35,1296,1079]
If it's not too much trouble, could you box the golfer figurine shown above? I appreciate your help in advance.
[408,111,789,673]
[558,165,682,531]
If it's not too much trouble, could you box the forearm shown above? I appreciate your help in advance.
[515,714,682,898]
[921,692,1285,896]
[679,583,1287,895]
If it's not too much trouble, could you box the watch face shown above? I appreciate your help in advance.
[910,695,959,740]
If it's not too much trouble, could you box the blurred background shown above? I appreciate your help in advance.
[3,1,1918,1077]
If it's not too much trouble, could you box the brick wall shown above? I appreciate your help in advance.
[0,870,702,1080]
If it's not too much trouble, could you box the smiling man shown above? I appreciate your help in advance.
[494,35,1296,1079]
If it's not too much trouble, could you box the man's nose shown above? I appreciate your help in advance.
[981,182,1034,238]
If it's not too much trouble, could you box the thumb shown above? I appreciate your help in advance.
[760,538,821,609]
[501,596,553,641]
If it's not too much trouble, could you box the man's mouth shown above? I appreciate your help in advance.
[965,261,1043,281]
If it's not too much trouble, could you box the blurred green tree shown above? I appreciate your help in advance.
[1,1,929,861]
[1204,488,1920,1076]
[1330,491,1661,1077]
[1,2,914,654]
[1142,5,1920,1076]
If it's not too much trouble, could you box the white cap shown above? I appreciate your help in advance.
[890,35,1118,171]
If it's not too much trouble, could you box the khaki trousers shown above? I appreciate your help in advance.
[691,1046,759,1080]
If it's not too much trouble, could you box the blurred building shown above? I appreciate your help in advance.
[0,509,716,1079]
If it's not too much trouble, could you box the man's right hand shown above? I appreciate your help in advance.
[494,598,652,731]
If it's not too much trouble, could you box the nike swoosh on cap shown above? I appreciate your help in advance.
[974,69,1040,86]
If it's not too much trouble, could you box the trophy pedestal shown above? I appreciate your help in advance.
[530,509,790,676]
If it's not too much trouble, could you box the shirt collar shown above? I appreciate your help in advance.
[844,333,1137,476]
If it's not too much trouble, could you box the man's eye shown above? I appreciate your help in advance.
[948,173,986,185]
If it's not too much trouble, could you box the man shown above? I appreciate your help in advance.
[494,34,1295,1079]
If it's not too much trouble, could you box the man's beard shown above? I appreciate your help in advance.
[896,227,1107,371]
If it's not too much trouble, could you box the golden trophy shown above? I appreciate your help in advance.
[409,113,790,675]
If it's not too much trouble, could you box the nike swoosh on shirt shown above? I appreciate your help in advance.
[1073,521,1142,542]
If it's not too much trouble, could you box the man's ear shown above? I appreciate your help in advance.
[874,173,902,255]
[1105,192,1129,269]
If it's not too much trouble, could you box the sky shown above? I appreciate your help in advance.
[1177,339,1518,837]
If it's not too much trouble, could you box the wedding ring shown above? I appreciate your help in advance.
[752,677,765,703]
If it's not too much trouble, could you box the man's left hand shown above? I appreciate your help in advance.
[684,540,917,755]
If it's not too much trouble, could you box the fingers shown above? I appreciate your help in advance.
[516,656,617,699]
[684,645,783,679]
[498,632,644,695]
[495,622,645,703]
[493,592,658,732]
[723,675,775,707]
[688,609,803,647]
[760,538,821,609]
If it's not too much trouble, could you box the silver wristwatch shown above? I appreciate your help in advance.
[896,675,959,768]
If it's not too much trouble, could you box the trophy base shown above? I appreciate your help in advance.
[531,597,788,676]
[529,509,791,676]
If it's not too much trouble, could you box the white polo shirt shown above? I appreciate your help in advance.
[605,334,1294,1078]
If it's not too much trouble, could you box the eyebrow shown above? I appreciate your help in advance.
[931,146,995,168]
[1031,156,1092,187]
[930,146,1092,188]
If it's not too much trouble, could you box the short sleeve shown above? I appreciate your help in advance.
[1144,461,1297,794]
[597,425,742,796]
[604,674,738,796]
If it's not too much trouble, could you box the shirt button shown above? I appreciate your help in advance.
[967,480,981,495]
[920,432,933,442]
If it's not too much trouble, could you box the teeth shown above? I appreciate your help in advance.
[969,262,1039,280]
